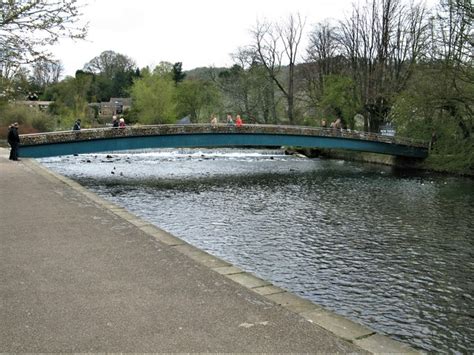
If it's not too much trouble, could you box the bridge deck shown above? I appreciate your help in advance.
[19,124,429,158]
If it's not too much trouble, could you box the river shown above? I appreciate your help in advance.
[38,148,473,353]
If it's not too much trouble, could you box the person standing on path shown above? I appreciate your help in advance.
[7,122,20,161]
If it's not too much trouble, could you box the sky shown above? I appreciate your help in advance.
[51,0,354,77]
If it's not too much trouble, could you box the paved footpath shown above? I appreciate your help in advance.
[0,147,417,353]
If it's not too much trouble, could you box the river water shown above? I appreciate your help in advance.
[39,149,473,353]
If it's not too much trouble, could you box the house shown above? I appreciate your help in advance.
[16,100,54,111]
[98,98,132,118]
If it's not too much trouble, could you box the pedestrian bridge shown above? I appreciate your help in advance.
[19,124,429,158]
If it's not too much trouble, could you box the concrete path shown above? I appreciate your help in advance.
[0,148,416,353]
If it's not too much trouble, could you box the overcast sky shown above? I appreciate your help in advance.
[51,0,355,77]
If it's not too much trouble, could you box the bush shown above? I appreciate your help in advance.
[0,103,56,138]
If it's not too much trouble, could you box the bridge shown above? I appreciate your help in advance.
[18,124,429,158]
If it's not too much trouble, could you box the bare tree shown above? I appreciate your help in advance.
[307,22,339,77]
[30,59,63,91]
[217,47,278,123]
[390,1,430,91]
[333,0,431,131]
[251,13,306,123]
[429,0,473,138]
[304,21,340,109]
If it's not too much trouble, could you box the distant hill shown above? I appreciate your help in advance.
[184,66,228,80]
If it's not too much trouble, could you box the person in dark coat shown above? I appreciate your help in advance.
[73,119,81,131]
[7,122,20,161]
[112,115,119,128]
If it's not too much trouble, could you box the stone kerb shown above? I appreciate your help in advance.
[19,124,429,149]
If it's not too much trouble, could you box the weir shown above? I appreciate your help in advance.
[19,124,429,158]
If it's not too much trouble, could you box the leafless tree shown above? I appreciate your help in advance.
[30,59,63,91]
[333,0,431,131]
[251,13,306,123]
[429,0,473,138]
[304,21,341,109]
[390,1,430,90]
[218,47,278,123]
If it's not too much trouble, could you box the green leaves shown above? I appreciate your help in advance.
[0,0,87,66]
[130,69,177,124]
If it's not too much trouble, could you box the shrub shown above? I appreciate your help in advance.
[0,103,55,138]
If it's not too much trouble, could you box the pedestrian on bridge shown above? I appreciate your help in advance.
[112,115,119,128]
[73,119,81,131]
[226,114,234,126]
[119,117,126,128]
[235,115,243,127]
[210,114,218,128]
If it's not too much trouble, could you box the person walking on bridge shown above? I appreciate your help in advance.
[226,113,234,126]
[112,115,119,128]
[119,117,126,128]
[7,122,20,161]
[73,119,81,131]
[210,114,218,128]
[235,114,243,127]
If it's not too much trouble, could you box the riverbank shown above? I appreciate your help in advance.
[289,148,474,177]
[0,148,419,353]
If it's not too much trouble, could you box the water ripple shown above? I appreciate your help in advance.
[39,149,474,353]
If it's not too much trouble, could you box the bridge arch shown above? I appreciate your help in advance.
[19,124,429,159]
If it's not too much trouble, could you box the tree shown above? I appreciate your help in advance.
[320,75,359,128]
[172,62,186,85]
[251,13,306,123]
[389,0,473,173]
[334,0,431,131]
[0,0,87,68]
[29,59,63,93]
[219,48,279,123]
[42,70,95,129]
[303,21,346,120]
[130,68,176,124]
[306,21,340,95]
[83,50,138,100]
[428,0,473,139]
[176,79,220,122]
[83,51,136,78]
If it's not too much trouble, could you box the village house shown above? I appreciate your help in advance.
[97,97,132,118]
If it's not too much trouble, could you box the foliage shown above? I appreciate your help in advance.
[83,50,135,77]
[217,62,281,123]
[0,0,87,94]
[82,51,138,100]
[172,62,186,85]
[0,103,55,137]
[176,79,221,122]
[319,75,359,128]
[42,73,94,129]
[391,64,473,174]
[130,69,176,124]
[29,59,63,93]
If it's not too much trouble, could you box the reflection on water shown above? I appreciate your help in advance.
[39,149,474,353]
